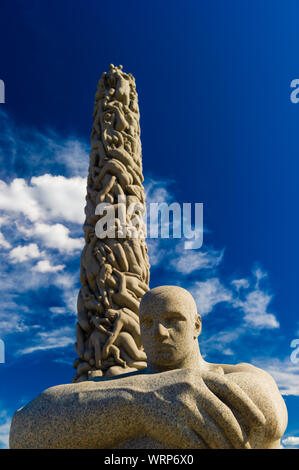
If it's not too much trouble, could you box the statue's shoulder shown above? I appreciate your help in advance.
[223,362,264,374]
[209,361,273,380]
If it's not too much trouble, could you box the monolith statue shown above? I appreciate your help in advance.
[9,67,288,449]
[73,64,150,382]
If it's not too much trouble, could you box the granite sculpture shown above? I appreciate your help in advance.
[74,64,150,382]
[9,286,288,449]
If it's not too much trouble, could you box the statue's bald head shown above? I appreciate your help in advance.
[140,285,199,323]
[139,286,202,371]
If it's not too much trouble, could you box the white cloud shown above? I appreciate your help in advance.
[0,313,28,335]
[53,272,79,314]
[171,248,223,275]
[21,222,84,254]
[200,327,244,357]
[19,326,75,355]
[0,410,11,449]
[0,175,86,224]
[29,174,86,224]
[49,307,67,315]
[0,216,9,227]
[53,139,89,177]
[253,266,268,286]
[0,116,85,351]
[231,278,250,291]
[253,357,299,396]
[234,289,279,329]
[146,239,166,267]
[145,179,174,205]
[282,436,299,448]
[0,232,10,249]
[187,265,279,330]
[9,243,43,263]
[33,259,65,273]
[0,178,41,222]
[0,112,89,179]
[191,277,233,316]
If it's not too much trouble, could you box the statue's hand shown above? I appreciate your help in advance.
[141,369,266,449]
[202,370,266,427]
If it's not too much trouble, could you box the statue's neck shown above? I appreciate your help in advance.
[146,345,206,374]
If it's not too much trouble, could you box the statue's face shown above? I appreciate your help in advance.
[139,287,201,370]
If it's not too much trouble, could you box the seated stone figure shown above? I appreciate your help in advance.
[9,286,287,449]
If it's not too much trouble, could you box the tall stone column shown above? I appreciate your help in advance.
[73,65,150,382]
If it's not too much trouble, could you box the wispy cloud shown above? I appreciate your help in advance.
[19,222,84,254]
[0,312,29,335]
[253,357,299,396]
[33,259,65,273]
[200,327,245,358]
[144,179,175,205]
[233,288,279,329]
[18,326,75,355]
[191,277,233,316]
[9,243,43,263]
[282,435,299,448]
[231,268,279,329]
[0,409,11,449]
[0,231,11,249]
[231,278,250,291]
[0,114,86,353]
[184,266,279,330]
[170,247,223,275]
[0,110,89,180]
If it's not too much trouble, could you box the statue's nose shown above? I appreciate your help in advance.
[155,322,169,340]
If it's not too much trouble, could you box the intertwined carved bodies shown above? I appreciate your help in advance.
[74,65,150,381]
[10,286,288,449]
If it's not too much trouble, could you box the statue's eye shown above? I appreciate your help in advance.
[165,317,178,325]
[164,315,184,327]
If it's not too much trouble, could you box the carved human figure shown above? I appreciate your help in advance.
[101,307,143,360]
[9,286,288,449]
[80,230,99,293]
[89,329,126,369]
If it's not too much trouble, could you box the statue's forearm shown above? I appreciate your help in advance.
[9,368,287,449]
[10,382,140,449]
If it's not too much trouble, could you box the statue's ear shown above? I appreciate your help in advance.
[194,315,202,338]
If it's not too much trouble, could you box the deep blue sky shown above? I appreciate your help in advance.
[0,0,298,448]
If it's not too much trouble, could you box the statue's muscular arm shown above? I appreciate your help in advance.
[9,365,287,449]
[218,362,288,448]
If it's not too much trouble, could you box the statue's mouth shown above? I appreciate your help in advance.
[154,342,175,350]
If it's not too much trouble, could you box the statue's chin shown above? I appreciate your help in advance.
[149,354,187,371]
